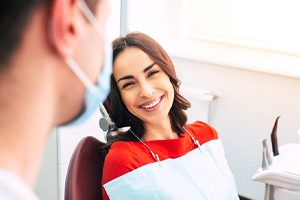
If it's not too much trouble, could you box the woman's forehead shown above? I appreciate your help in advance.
[113,47,155,76]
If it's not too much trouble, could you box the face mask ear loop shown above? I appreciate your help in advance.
[78,0,105,39]
[65,57,98,94]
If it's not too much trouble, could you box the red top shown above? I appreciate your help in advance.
[101,121,218,200]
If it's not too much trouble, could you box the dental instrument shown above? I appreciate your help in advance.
[271,116,280,156]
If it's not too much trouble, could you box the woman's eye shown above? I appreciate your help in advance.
[148,70,159,77]
[122,82,134,89]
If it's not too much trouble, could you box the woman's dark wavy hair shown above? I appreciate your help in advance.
[106,32,191,145]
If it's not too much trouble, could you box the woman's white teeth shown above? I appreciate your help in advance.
[141,98,160,109]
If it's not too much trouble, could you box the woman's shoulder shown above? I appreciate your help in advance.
[187,121,218,144]
[105,141,140,164]
[102,141,141,185]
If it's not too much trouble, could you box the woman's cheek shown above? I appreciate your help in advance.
[121,92,133,108]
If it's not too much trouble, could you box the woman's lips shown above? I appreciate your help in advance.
[139,95,164,110]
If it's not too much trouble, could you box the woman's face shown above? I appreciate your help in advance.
[113,47,174,126]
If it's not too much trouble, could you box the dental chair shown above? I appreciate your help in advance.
[252,117,300,200]
[64,136,106,200]
[65,99,117,200]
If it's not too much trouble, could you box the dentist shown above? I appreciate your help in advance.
[0,0,112,199]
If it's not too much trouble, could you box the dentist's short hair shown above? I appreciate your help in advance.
[0,0,100,68]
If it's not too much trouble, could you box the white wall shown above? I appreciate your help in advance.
[173,57,300,200]
[35,129,59,200]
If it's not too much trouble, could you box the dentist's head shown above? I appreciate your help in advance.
[0,0,112,195]
[49,0,112,126]
[62,0,112,126]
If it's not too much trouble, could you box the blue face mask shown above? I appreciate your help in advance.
[62,0,112,127]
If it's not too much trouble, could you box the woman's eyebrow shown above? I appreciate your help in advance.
[143,62,156,73]
[117,75,133,83]
[117,63,156,83]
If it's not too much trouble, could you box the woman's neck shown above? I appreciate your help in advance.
[143,119,178,141]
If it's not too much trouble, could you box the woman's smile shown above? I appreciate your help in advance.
[139,95,164,111]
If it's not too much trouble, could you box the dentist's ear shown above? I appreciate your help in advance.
[49,0,79,58]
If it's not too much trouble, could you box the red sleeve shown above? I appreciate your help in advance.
[187,121,218,144]
[101,142,140,200]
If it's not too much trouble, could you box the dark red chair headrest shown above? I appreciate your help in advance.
[65,136,106,200]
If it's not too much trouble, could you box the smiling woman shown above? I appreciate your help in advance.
[100,32,240,200]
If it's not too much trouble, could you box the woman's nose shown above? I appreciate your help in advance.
[139,83,155,98]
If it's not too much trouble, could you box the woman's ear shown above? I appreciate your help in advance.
[48,0,79,58]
